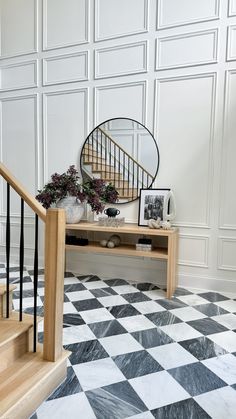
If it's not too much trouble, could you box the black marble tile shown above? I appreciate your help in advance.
[47,366,82,400]
[63,313,85,327]
[28,268,44,275]
[64,283,86,292]
[11,275,32,284]
[63,272,75,278]
[151,398,211,419]
[156,298,187,310]
[198,292,229,302]
[38,332,44,343]
[195,303,229,317]
[72,298,103,312]
[146,311,182,327]
[173,288,194,297]
[179,337,227,361]
[187,318,228,335]
[104,278,129,287]
[0,263,5,268]
[83,275,102,282]
[24,306,44,316]
[132,328,173,349]
[86,380,148,419]
[65,340,109,365]
[169,362,227,396]
[231,383,236,390]
[132,283,159,291]
[37,281,45,288]
[89,320,127,338]
[90,287,117,298]
[29,413,38,419]
[123,292,151,303]
[107,304,140,318]
[113,350,163,379]
[13,289,35,299]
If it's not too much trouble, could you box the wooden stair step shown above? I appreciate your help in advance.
[0,349,69,419]
[0,284,17,318]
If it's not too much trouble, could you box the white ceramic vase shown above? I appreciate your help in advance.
[56,196,84,224]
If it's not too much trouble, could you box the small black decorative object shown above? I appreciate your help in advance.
[104,208,120,218]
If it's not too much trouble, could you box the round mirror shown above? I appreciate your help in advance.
[80,118,159,203]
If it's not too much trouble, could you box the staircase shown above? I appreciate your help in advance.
[0,163,69,419]
[81,128,154,201]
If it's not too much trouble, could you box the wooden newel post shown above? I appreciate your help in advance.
[43,208,66,362]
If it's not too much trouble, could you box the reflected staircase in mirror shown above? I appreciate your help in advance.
[0,163,69,419]
[81,127,154,202]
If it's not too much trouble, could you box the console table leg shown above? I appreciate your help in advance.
[166,232,178,299]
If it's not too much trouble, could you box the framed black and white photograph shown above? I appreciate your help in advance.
[138,188,171,226]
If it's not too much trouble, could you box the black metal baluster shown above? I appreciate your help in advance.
[33,214,38,352]
[123,153,125,198]
[142,170,144,189]
[19,198,24,321]
[6,183,10,318]
[128,158,130,200]
[105,135,107,180]
[109,139,111,182]
[96,129,99,170]
[100,131,102,173]
[132,160,135,200]
[136,164,139,200]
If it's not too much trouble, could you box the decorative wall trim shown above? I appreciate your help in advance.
[157,0,220,30]
[154,72,216,229]
[42,51,89,86]
[0,0,38,60]
[218,237,236,271]
[42,88,88,182]
[0,220,35,250]
[156,29,218,71]
[219,69,236,230]
[228,0,236,17]
[226,26,236,61]
[0,60,38,92]
[95,41,148,79]
[95,0,149,42]
[94,80,147,126]
[42,0,89,51]
[178,234,209,267]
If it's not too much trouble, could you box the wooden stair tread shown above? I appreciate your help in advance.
[0,313,43,347]
[0,349,69,417]
[0,284,17,295]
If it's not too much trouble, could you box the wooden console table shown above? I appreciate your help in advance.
[65,222,178,299]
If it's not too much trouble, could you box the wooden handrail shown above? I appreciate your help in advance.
[0,162,46,222]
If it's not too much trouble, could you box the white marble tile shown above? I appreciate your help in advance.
[37,287,45,296]
[63,325,96,345]
[13,296,42,310]
[73,357,125,391]
[177,294,209,306]
[209,331,236,352]
[170,306,206,322]
[215,300,236,313]
[142,290,166,300]
[99,333,142,356]
[98,295,127,307]
[79,307,114,323]
[195,386,236,419]
[132,301,166,314]
[212,314,236,330]
[111,285,140,294]
[84,281,109,290]
[66,290,94,302]
[129,412,154,419]
[160,323,202,342]
[148,342,198,369]
[218,291,236,299]
[202,354,236,385]
[63,302,78,314]
[64,278,80,285]
[37,320,44,333]
[129,371,189,410]
[37,393,96,419]
[117,315,156,333]
[21,282,34,291]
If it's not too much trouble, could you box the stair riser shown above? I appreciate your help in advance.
[0,328,33,373]
[0,293,13,318]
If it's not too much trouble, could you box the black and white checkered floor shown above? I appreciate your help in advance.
[1,264,236,419]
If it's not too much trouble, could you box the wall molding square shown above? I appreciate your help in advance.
[228,0,236,16]
[95,0,149,42]
[0,0,38,59]
[0,220,36,250]
[43,0,89,51]
[226,25,236,61]
[0,60,38,92]
[178,234,209,267]
[156,29,218,71]
[42,51,89,86]
[218,237,236,271]
[219,69,236,230]
[94,80,147,126]
[94,41,148,80]
[157,0,220,30]
[154,72,217,229]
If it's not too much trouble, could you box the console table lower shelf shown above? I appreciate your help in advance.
[65,222,179,299]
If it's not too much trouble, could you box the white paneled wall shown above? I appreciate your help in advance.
[1,0,236,292]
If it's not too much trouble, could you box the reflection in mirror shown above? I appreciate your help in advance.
[80,118,159,203]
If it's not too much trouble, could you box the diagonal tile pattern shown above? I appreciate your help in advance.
[1,265,236,418]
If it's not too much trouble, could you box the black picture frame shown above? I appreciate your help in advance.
[138,188,171,227]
